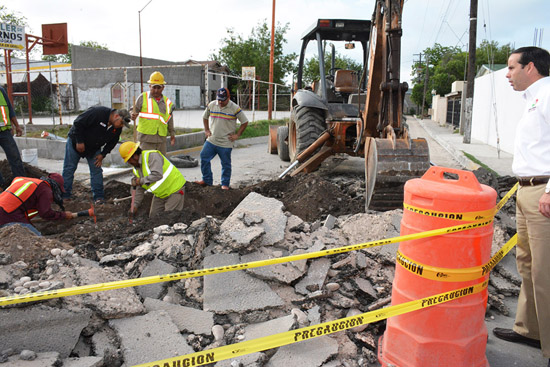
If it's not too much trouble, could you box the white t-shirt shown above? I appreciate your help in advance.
[512,77,550,177]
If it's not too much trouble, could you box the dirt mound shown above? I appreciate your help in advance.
[0,161,49,189]
[0,157,365,261]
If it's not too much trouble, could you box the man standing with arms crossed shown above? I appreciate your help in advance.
[196,88,248,190]
[492,46,550,366]
[131,71,176,156]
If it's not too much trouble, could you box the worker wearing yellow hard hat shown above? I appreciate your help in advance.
[130,71,175,156]
[119,141,186,217]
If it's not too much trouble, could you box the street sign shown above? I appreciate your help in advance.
[242,66,256,81]
[0,22,25,51]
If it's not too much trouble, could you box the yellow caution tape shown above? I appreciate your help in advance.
[403,182,518,221]
[0,183,517,307]
[132,280,489,367]
[0,218,493,306]
[403,203,496,221]
[396,234,517,281]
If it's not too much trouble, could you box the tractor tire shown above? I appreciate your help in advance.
[293,105,325,160]
[277,126,290,162]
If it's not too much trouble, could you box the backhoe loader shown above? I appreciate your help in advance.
[273,0,430,211]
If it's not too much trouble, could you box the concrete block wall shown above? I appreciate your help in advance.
[15,131,206,168]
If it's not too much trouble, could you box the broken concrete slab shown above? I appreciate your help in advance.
[220,192,287,247]
[203,253,284,313]
[5,352,60,366]
[62,356,103,367]
[144,297,214,335]
[136,258,177,300]
[244,314,295,341]
[294,258,331,295]
[265,335,338,367]
[61,265,145,319]
[109,310,194,367]
[0,305,91,358]
[242,249,307,284]
[354,277,378,299]
[215,352,266,367]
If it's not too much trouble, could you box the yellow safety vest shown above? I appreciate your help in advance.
[137,92,173,137]
[132,150,186,199]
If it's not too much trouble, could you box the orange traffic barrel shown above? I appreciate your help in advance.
[378,166,497,367]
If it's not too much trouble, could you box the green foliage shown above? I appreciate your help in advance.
[410,41,513,110]
[211,20,296,86]
[31,96,53,112]
[238,119,287,140]
[42,41,109,63]
[302,51,363,85]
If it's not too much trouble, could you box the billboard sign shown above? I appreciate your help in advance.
[0,23,25,51]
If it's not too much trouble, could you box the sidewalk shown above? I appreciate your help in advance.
[415,117,514,177]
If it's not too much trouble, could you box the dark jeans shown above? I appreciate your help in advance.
[0,129,25,187]
[62,136,104,201]
[199,140,232,186]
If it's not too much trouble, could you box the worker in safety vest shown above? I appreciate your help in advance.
[131,71,176,156]
[0,86,25,188]
[0,173,77,236]
[119,142,186,217]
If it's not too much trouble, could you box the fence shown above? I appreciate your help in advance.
[1,62,292,128]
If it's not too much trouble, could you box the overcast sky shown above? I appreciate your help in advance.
[4,0,550,86]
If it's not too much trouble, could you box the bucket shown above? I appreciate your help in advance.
[378,166,496,367]
[21,148,38,166]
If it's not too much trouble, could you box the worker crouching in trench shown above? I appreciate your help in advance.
[119,142,186,218]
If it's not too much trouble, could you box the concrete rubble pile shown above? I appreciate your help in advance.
[0,192,520,367]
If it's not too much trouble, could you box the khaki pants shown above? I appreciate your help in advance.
[138,133,167,156]
[514,184,550,358]
[149,185,185,217]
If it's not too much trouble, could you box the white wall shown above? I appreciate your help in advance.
[471,68,525,155]
[431,94,447,124]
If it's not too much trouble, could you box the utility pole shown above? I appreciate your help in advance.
[463,0,478,144]
[268,0,276,120]
[413,53,423,115]
[421,55,430,118]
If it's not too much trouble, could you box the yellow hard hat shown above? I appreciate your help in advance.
[147,71,166,85]
[119,141,140,162]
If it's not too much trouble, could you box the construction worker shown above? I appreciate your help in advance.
[0,173,77,236]
[119,141,186,217]
[131,71,176,156]
[62,107,131,204]
[0,86,25,188]
[196,87,248,190]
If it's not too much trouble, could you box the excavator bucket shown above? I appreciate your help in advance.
[365,137,430,211]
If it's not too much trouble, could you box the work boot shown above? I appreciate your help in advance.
[221,185,229,190]
[493,328,541,349]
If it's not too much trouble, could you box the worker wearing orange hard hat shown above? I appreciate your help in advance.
[131,71,176,156]
[119,141,186,217]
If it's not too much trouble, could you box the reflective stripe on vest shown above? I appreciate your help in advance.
[137,92,173,136]
[0,177,45,214]
[133,150,186,199]
[0,91,11,127]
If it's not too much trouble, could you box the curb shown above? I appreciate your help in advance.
[415,117,480,171]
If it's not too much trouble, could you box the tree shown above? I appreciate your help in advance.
[301,50,363,85]
[211,20,296,85]
[42,41,108,63]
[410,41,512,109]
